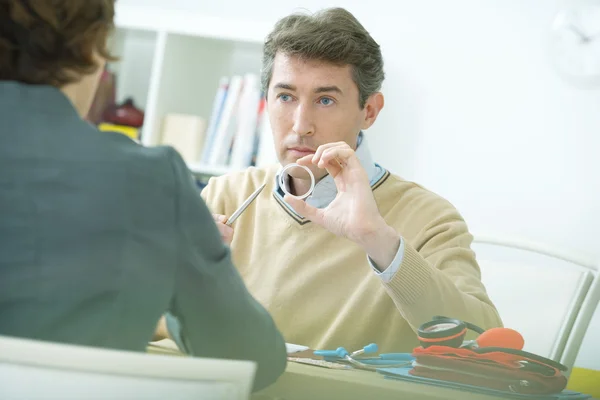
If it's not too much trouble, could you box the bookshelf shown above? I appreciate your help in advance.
[187,163,236,177]
[107,3,277,177]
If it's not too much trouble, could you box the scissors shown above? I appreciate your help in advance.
[225,183,266,226]
[314,343,414,370]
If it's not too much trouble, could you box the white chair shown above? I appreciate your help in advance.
[471,234,599,374]
[0,335,256,400]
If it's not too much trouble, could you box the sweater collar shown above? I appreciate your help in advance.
[274,132,384,209]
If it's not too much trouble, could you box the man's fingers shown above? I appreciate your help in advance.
[212,214,234,245]
[217,223,234,245]
[313,143,352,163]
[313,147,355,179]
[318,147,353,169]
[296,154,314,167]
[283,195,323,224]
[213,213,228,224]
[153,315,170,341]
[311,142,345,164]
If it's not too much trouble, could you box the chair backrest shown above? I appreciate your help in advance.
[560,269,600,371]
[471,235,599,373]
[0,335,256,400]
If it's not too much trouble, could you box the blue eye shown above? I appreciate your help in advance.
[279,94,292,102]
[319,97,334,106]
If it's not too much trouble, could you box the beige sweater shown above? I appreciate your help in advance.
[201,164,502,353]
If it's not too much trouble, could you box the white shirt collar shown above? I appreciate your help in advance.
[274,133,384,209]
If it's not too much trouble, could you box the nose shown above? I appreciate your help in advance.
[292,103,315,137]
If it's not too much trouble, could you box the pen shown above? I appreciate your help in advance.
[225,183,266,226]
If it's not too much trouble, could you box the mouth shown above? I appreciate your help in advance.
[287,147,316,158]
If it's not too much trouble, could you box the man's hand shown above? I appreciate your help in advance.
[153,315,170,341]
[213,214,234,246]
[283,141,401,269]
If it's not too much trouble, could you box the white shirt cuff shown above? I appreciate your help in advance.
[368,236,405,283]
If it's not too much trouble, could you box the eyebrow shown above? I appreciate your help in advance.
[273,83,343,95]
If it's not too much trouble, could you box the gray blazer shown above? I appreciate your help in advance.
[0,81,286,391]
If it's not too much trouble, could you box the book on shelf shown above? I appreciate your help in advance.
[206,74,244,166]
[160,114,207,164]
[254,102,276,168]
[158,73,275,176]
[228,74,261,169]
[199,73,274,172]
[199,76,229,165]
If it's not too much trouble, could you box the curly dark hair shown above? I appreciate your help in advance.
[0,0,117,87]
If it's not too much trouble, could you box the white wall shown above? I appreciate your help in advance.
[120,0,600,370]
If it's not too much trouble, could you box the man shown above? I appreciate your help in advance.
[163,7,502,353]
[0,0,286,391]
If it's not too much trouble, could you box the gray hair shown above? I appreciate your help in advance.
[261,7,385,108]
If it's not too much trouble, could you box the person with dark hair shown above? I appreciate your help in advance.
[158,7,503,355]
[0,0,286,391]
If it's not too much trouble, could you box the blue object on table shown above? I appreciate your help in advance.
[313,343,415,369]
[377,367,591,400]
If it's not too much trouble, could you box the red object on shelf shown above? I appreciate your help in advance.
[103,97,145,128]
[86,67,116,125]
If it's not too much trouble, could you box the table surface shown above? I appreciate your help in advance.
[147,341,518,400]
[253,360,531,400]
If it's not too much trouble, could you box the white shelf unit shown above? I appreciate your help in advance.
[107,4,277,177]
[186,163,235,177]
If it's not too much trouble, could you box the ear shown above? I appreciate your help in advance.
[361,92,384,130]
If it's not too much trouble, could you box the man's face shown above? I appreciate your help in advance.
[266,52,377,181]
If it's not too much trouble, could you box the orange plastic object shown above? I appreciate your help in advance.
[477,327,524,350]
